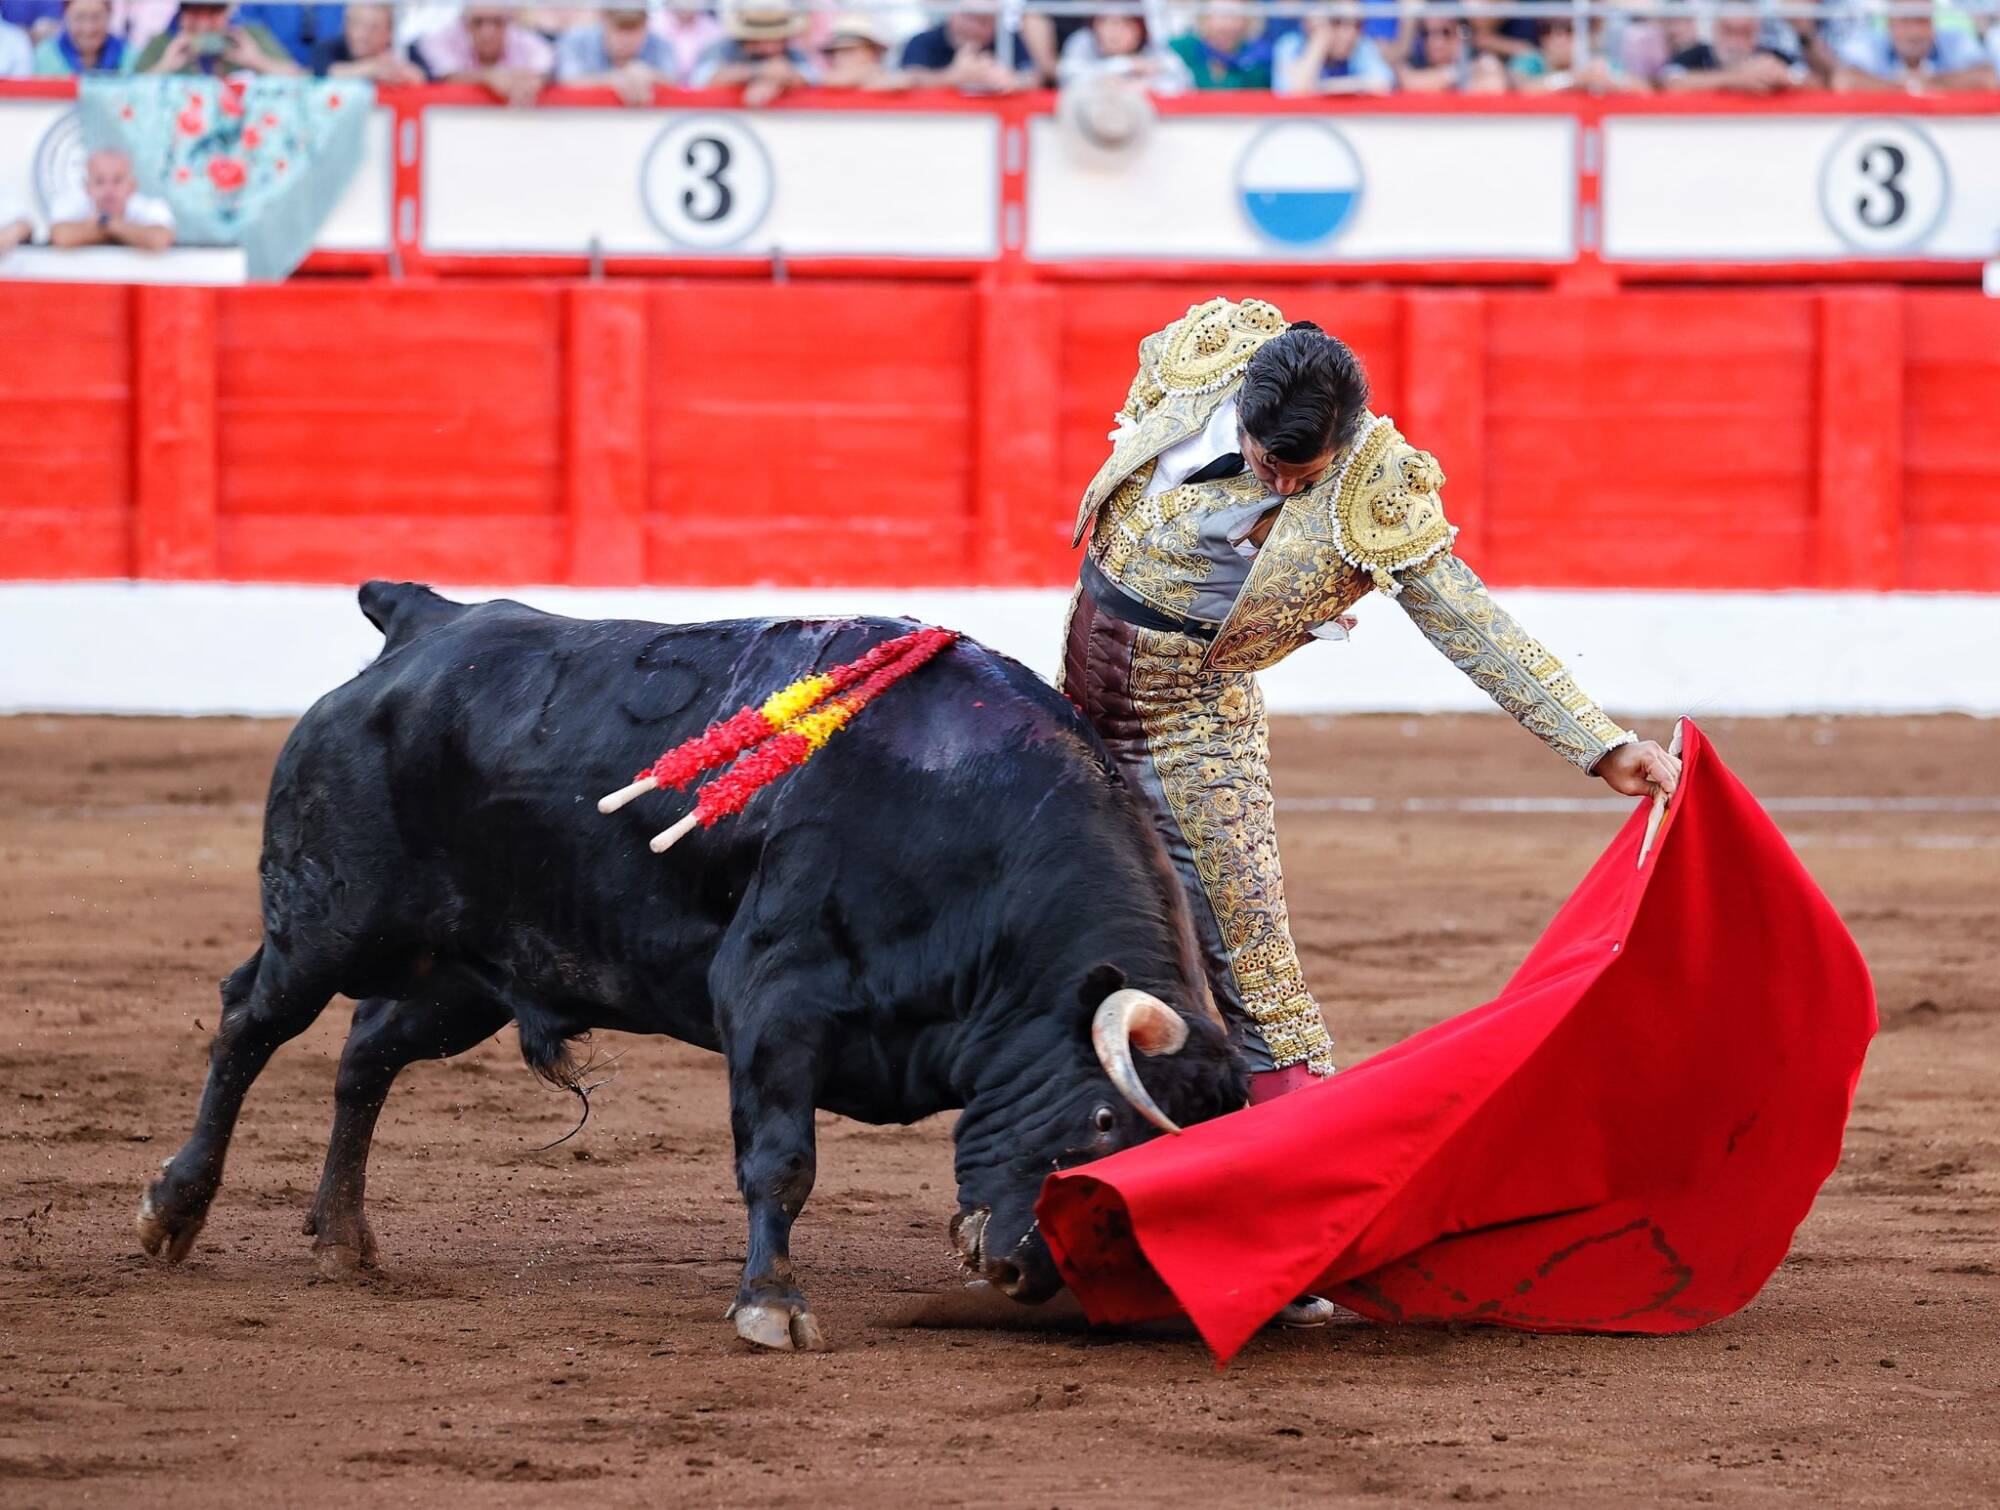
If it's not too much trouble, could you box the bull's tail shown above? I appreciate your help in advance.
[357,581,469,654]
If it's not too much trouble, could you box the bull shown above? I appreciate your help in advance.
[136,583,1247,1349]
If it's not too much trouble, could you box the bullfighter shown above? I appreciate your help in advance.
[1062,296,1681,1101]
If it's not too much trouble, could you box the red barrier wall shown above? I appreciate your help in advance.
[3,279,1998,591]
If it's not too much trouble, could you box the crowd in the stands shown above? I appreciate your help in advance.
[0,0,1995,100]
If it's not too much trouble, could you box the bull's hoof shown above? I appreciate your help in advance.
[310,1240,376,1279]
[732,1302,828,1353]
[303,1206,378,1278]
[135,1186,205,1265]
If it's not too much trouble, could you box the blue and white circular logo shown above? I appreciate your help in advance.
[33,109,86,221]
[1236,120,1364,249]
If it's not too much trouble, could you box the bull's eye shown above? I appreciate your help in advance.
[1092,1105,1117,1134]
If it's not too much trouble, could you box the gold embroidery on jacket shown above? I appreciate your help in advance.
[1073,298,1288,546]
[1396,553,1635,772]
[1127,628,1334,1074]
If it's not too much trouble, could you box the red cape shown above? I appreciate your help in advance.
[1037,721,1875,1364]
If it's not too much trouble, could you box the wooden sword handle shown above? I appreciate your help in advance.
[1636,717,1686,870]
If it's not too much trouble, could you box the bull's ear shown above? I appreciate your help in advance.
[1078,963,1126,1010]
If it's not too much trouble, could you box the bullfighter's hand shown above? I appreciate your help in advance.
[1597,739,1680,800]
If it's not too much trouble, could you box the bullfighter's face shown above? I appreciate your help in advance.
[1242,423,1339,500]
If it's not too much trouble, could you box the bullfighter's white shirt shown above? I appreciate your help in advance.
[1107,395,1349,640]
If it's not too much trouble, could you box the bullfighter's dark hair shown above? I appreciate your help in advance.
[1238,324,1370,465]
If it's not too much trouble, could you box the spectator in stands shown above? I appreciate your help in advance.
[1464,0,1539,64]
[131,1,299,74]
[0,188,30,256]
[232,3,342,67]
[691,3,819,104]
[656,0,724,82]
[33,0,124,72]
[1658,4,1807,92]
[312,2,427,83]
[1834,8,1998,90]
[111,0,179,53]
[1,1,60,43]
[1510,16,1647,92]
[558,0,676,101]
[0,11,31,72]
[1168,3,1271,90]
[418,6,555,108]
[1056,10,1193,90]
[1398,11,1509,92]
[49,146,175,251]
[818,14,898,88]
[899,8,1035,92]
[1276,3,1397,94]
[0,15,32,73]
[1020,11,1088,86]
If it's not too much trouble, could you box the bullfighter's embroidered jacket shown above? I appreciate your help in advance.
[1074,297,1634,774]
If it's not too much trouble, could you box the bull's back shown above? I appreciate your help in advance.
[270,598,1108,1030]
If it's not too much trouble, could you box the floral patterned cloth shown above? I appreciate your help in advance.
[78,75,371,280]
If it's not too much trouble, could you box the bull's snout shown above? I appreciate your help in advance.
[950,1207,1058,1301]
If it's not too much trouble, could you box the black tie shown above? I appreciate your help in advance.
[1182,452,1245,485]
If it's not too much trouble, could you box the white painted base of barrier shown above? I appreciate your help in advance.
[2,581,1996,718]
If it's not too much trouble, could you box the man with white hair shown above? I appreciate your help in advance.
[48,147,176,252]
[1833,6,1997,91]
[1659,2,1806,92]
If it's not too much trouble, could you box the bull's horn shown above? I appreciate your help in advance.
[1091,988,1189,1137]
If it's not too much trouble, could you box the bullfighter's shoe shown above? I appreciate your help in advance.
[1276,1295,1339,1327]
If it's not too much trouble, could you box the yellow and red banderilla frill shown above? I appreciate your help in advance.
[598,626,959,853]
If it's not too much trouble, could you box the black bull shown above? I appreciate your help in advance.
[137,584,1247,1350]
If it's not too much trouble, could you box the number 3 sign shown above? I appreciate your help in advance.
[1818,119,1949,254]
[642,116,775,251]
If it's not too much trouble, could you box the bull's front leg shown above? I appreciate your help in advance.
[721,1015,827,1352]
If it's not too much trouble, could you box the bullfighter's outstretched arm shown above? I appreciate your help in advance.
[1393,552,1636,775]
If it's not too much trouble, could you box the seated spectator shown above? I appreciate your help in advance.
[1658,4,1806,92]
[111,0,180,53]
[1,0,60,43]
[818,14,898,88]
[1834,9,1997,91]
[691,2,819,105]
[33,0,124,72]
[1276,4,1397,95]
[0,14,30,73]
[1398,11,1509,93]
[655,0,725,83]
[311,2,426,83]
[1056,11,1193,91]
[1020,12,1089,86]
[131,1,299,75]
[0,188,30,255]
[557,0,675,102]
[1168,3,1271,90]
[898,8,1035,92]
[1465,0,1539,64]
[417,6,555,108]
[1509,16,1648,93]
[49,147,175,252]
[232,3,342,67]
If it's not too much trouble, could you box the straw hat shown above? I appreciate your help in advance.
[1054,74,1158,166]
[723,1,807,41]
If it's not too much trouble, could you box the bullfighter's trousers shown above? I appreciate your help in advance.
[1059,586,1336,1076]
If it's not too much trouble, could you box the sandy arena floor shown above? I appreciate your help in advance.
[1,712,1995,1507]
